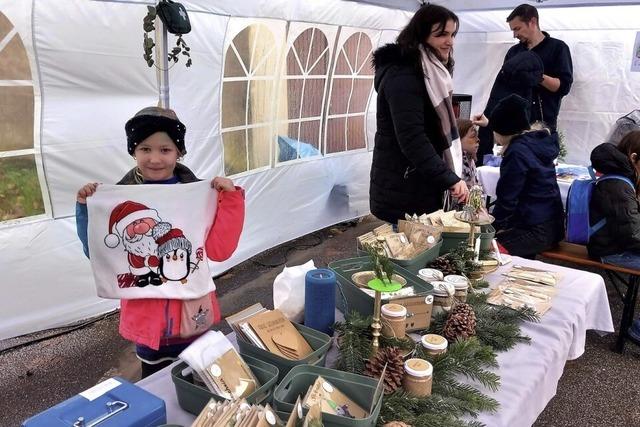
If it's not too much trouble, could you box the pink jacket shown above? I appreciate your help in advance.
[119,187,245,350]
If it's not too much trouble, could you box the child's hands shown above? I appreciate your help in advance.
[77,183,99,204]
[211,177,235,192]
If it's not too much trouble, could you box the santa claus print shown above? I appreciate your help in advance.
[104,200,163,288]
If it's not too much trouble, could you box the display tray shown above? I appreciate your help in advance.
[237,322,332,381]
[329,257,434,331]
[272,364,383,427]
[171,354,279,416]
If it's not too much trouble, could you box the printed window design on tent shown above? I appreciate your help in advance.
[324,30,375,155]
[0,12,45,223]
[221,23,282,176]
[275,26,335,164]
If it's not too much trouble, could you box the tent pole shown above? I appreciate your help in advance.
[155,15,170,108]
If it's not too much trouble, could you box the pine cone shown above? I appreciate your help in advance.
[429,256,457,276]
[442,303,477,342]
[364,347,404,394]
[384,422,411,427]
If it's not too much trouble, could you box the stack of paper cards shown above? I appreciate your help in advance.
[301,376,368,419]
[226,305,313,360]
[179,331,260,400]
[191,399,282,427]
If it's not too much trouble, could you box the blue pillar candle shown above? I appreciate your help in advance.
[304,268,336,335]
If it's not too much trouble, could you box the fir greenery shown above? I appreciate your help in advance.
[428,292,539,352]
[334,311,371,373]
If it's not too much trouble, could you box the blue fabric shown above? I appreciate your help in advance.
[493,130,564,230]
[143,175,180,184]
[76,202,90,258]
[601,252,640,270]
[277,135,320,162]
[304,269,336,335]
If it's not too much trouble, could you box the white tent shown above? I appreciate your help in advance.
[1,0,638,340]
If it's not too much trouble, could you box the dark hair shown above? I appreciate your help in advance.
[506,4,539,25]
[457,119,474,139]
[396,4,459,73]
[618,130,640,163]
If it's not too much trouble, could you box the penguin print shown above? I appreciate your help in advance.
[159,247,191,283]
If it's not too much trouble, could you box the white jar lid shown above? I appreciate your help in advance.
[421,334,448,351]
[431,281,455,296]
[444,275,469,290]
[404,358,433,377]
[418,268,444,282]
[381,303,407,317]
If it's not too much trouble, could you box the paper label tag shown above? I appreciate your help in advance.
[425,295,433,305]
[322,381,334,393]
[266,410,276,425]
[79,378,121,401]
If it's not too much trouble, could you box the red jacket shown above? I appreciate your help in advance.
[119,188,245,350]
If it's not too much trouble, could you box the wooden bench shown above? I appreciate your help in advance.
[541,241,640,353]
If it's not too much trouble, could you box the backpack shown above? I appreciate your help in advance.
[566,173,635,244]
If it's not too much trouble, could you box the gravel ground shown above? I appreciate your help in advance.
[2,216,640,426]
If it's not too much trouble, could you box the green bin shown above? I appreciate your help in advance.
[171,354,279,415]
[273,364,383,427]
[356,238,442,275]
[329,257,434,318]
[440,225,495,254]
[237,322,332,381]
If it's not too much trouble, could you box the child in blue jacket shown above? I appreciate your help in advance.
[489,95,564,258]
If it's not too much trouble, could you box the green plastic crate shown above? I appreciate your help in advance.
[237,322,332,381]
[356,238,443,275]
[440,225,495,254]
[171,354,279,415]
[329,257,434,317]
[273,364,383,427]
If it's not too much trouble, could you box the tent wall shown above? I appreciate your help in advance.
[0,0,411,340]
[453,5,640,165]
[1,0,639,340]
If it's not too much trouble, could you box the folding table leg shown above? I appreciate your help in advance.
[615,275,640,353]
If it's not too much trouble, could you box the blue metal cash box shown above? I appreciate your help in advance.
[22,377,166,427]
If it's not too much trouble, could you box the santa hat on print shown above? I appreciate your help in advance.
[104,201,162,248]
[152,222,192,257]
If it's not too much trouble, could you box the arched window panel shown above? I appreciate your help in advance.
[0,11,47,224]
[221,18,286,176]
[276,23,338,165]
[324,28,380,155]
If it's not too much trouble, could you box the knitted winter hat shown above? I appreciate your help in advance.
[104,201,161,248]
[125,106,187,155]
[490,94,531,136]
[152,222,192,258]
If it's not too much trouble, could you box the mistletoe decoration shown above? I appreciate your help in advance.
[363,241,395,284]
[142,4,192,68]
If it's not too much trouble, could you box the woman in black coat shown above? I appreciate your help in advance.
[370,4,468,224]
[588,131,640,265]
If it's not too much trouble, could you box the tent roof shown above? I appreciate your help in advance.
[345,0,640,12]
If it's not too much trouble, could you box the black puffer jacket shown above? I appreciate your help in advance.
[370,43,460,224]
[477,51,544,165]
[588,143,640,258]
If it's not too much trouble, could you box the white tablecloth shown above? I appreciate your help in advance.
[477,165,573,207]
[137,257,613,427]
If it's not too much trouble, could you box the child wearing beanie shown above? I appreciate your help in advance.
[488,94,564,258]
[75,106,245,378]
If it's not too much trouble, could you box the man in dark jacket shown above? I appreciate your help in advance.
[477,4,573,165]
[370,43,463,224]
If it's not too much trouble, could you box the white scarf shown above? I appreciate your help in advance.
[87,181,217,299]
[419,45,463,178]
